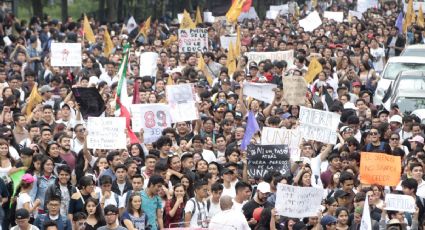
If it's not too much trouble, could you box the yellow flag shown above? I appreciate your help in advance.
[235,25,241,57]
[198,55,213,86]
[195,6,203,25]
[104,27,114,56]
[226,0,246,23]
[83,14,96,43]
[26,85,43,116]
[164,35,177,48]
[140,16,151,38]
[304,58,323,84]
[404,0,414,32]
[312,0,317,8]
[418,5,424,28]
[180,10,196,29]
[227,42,237,76]
[167,75,174,85]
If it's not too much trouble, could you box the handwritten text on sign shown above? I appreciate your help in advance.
[299,107,340,144]
[130,104,171,144]
[282,76,307,105]
[245,50,294,67]
[166,84,196,104]
[247,144,290,178]
[359,152,401,186]
[275,184,324,218]
[178,28,208,53]
[261,127,303,160]
[243,82,277,104]
[385,194,416,213]
[87,117,126,149]
[51,43,82,67]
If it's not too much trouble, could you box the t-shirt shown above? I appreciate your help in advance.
[17,192,36,217]
[59,184,70,216]
[141,191,162,230]
[184,198,209,228]
[97,225,127,230]
[121,211,147,230]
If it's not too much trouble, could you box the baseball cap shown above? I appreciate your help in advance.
[249,62,259,70]
[409,135,425,144]
[39,85,53,94]
[334,190,349,199]
[389,115,402,124]
[321,215,338,226]
[257,182,271,193]
[352,81,361,87]
[22,174,35,184]
[222,168,234,175]
[15,208,30,219]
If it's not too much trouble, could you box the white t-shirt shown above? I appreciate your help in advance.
[17,192,36,217]
[209,209,250,230]
[184,198,209,228]
[232,199,247,212]
[208,200,221,219]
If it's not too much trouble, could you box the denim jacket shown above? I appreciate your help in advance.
[35,175,57,211]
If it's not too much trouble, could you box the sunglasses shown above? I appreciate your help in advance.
[390,138,399,141]
[370,132,379,136]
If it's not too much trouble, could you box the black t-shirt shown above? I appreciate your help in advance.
[242,200,273,229]
[361,142,392,154]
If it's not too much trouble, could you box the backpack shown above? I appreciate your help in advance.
[189,198,211,214]
[365,142,385,152]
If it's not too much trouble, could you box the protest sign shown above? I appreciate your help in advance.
[261,127,303,160]
[324,11,344,22]
[177,13,183,23]
[166,84,196,104]
[246,144,290,178]
[270,4,289,14]
[243,82,277,104]
[178,28,208,53]
[220,35,237,50]
[266,10,280,20]
[131,104,171,143]
[299,11,322,32]
[245,50,294,67]
[357,0,378,13]
[51,43,82,67]
[359,152,401,186]
[139,52,159,77]
[203,12,215,23]
[349,10,363,20]
[282,76,307,105]
[298,107,340,144]
[87,117,126,149]
[169,102,199,123]
[385,194,416,213]
[238,7,259,21]
[275,184,324,218]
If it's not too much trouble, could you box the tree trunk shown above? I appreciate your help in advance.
[61,0,68,23]
[32,0,43,18]
[106,0,117,22]
[98,0,105,22]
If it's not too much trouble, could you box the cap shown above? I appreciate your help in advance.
[62,104,71,110]
[197,81,208,88]
[222,168,234,175]
[293,221,307,230]
[377,109,389,116]
[275,108,284,114]
[409,135,425,144]
[352,81,361,87]
[22,173,35,184]
[343,102,357,110]
[39,85,53,94]
[257,182,271,193]
[388,219,407,227]
[235,112,243,120]
[15,208,30,219]
[320,215,338,226]
[334,190,349,199]
[249,62,259,70]
[389,115,402,124]
[222,78,231,85]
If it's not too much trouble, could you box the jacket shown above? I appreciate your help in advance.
[385,35,406,58]
[43,178,77,212]
[34,214,72,230]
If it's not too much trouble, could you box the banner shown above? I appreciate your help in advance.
[282,76,307,105]
[203,12,215,23]
[178,28,208,53]
[298,107,340,144]
[169,102,200,123]
[238,7,259,21]
[385,194,416,213]
[139,52,159,77]
[245,50,294,66]
[275,184,324,218]
[324,11,344,22]
[71,88,106,119]
[51,43,82,67]
[269,4,289,14]
[166,84,196,104]
[243,82,277,104]
[87,117,126,149]
[349,10,363,20]
[220,35,237,50]
[261,127,302,160]
[299,11,322,32]
[247,144,290,178]
[357,0,378,13]
[131,104,171,143]
[266,10,280,20]
[359,152,401,186]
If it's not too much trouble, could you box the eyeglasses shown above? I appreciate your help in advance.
[390,138,399,141]
[370,132,379,136]
[76,128,86,133]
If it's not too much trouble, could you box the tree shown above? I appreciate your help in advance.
[61,0,68,23]
[32,0,43,18]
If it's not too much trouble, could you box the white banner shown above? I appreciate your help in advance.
[166,84,196,104]
[178,28,208,53]
[299,11,322,32]
[139,52,159,77]
[261,127,303,160]
[299,107,340,144]
[51,43,82,67]
[245,50,294,66]
[169,102,199,123]
[348,10,363,20]
[270,4,289,14]
[266,10,280,20]
[220,35,237,50]
[385,194,416,213]
[131,104,171,143]
[275,184,324,218]
[238,7,259,21]
[357,0,378,13]
[87,117,126,149]
[243,82,277,104]
[324,11,344,22]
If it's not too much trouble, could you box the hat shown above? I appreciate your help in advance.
[352,81,361,87]
[197,81,208,88]
[142,76,153,83]
[39,85,53,94]
[15,208,30,219]
[377,109,389,116]
[235,111,243,120]
[343,102,357,110]
[389,115,402,124]
[388,219,407,227]
[22,173,35,184]
[249,62,259,70]
[409,135,425,144]
[320,215,338,226]
[222,168,234,175]
[61,104,71,110]
[257,182,271,193]
[293,221,307,230]
[334,190,349,199]
[222,78,231,85]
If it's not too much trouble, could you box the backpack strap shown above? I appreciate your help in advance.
[189,198,196,214]
[207,199,211,212]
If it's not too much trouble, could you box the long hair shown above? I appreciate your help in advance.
[126,192,144,215]
[255,207,273,230]
[84,197,106,225]
[171,183,188,204]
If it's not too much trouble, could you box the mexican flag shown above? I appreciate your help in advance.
[115,44,139,144]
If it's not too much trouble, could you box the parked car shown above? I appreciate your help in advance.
[401,44,425,57]
[381,70,425,104]
[384,89,425,114]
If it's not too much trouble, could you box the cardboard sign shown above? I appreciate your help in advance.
[243,82,277,104]
[166,84,196,104]
[139,52,159,77]
[275,184,324,218]
[178,28,208,53]
[357,0,378,13]
[359,152,401,186]
[266,10,280,20]
[385,194,416,213]
[298,107,340,144]
[131,104,171,143]
[169,102,199,123]
[261,127,303,160]
[282,76,307,105]
[270,4,289,14]
[87,117,126,149]
[51,43,82,67]
[220,35,237,50]
[349,10,363,20]
[238,7,259,21]
[203,12,215,23]
[324,11,344,22]
[247,144,290,178]
[245,50,294,67]
[299,11,322,32]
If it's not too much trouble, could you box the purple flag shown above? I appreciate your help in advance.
[241,111,260,151]
[395,12,403,34]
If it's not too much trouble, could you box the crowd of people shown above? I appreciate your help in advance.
[0,0,424,229]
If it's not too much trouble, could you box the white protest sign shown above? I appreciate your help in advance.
[243,82,277,104]
[238,7,259,21]
[360,194,372,230]
[298,107,341,144]
[299,11,322,32]
[270,4,289,14]
[87,117,126,149]
[139,52,159,77]
[282,76,307,105]
[266,10,280,20]
[166,84,196,104]
[177,13,183,23]
[178,28,208,53]
[403,1,424,12]
[275,184,324,218]
[51,43,82,67]
[385,194,416,213]
[349,10,363,20]
[131,104,171,143]
[220,35,237,50]
[169,102,199,123]
[357,0,378,13]
[245,50,294,67]
[203,12,215,23]
[324,11,344,22]
[261,127,303,160]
